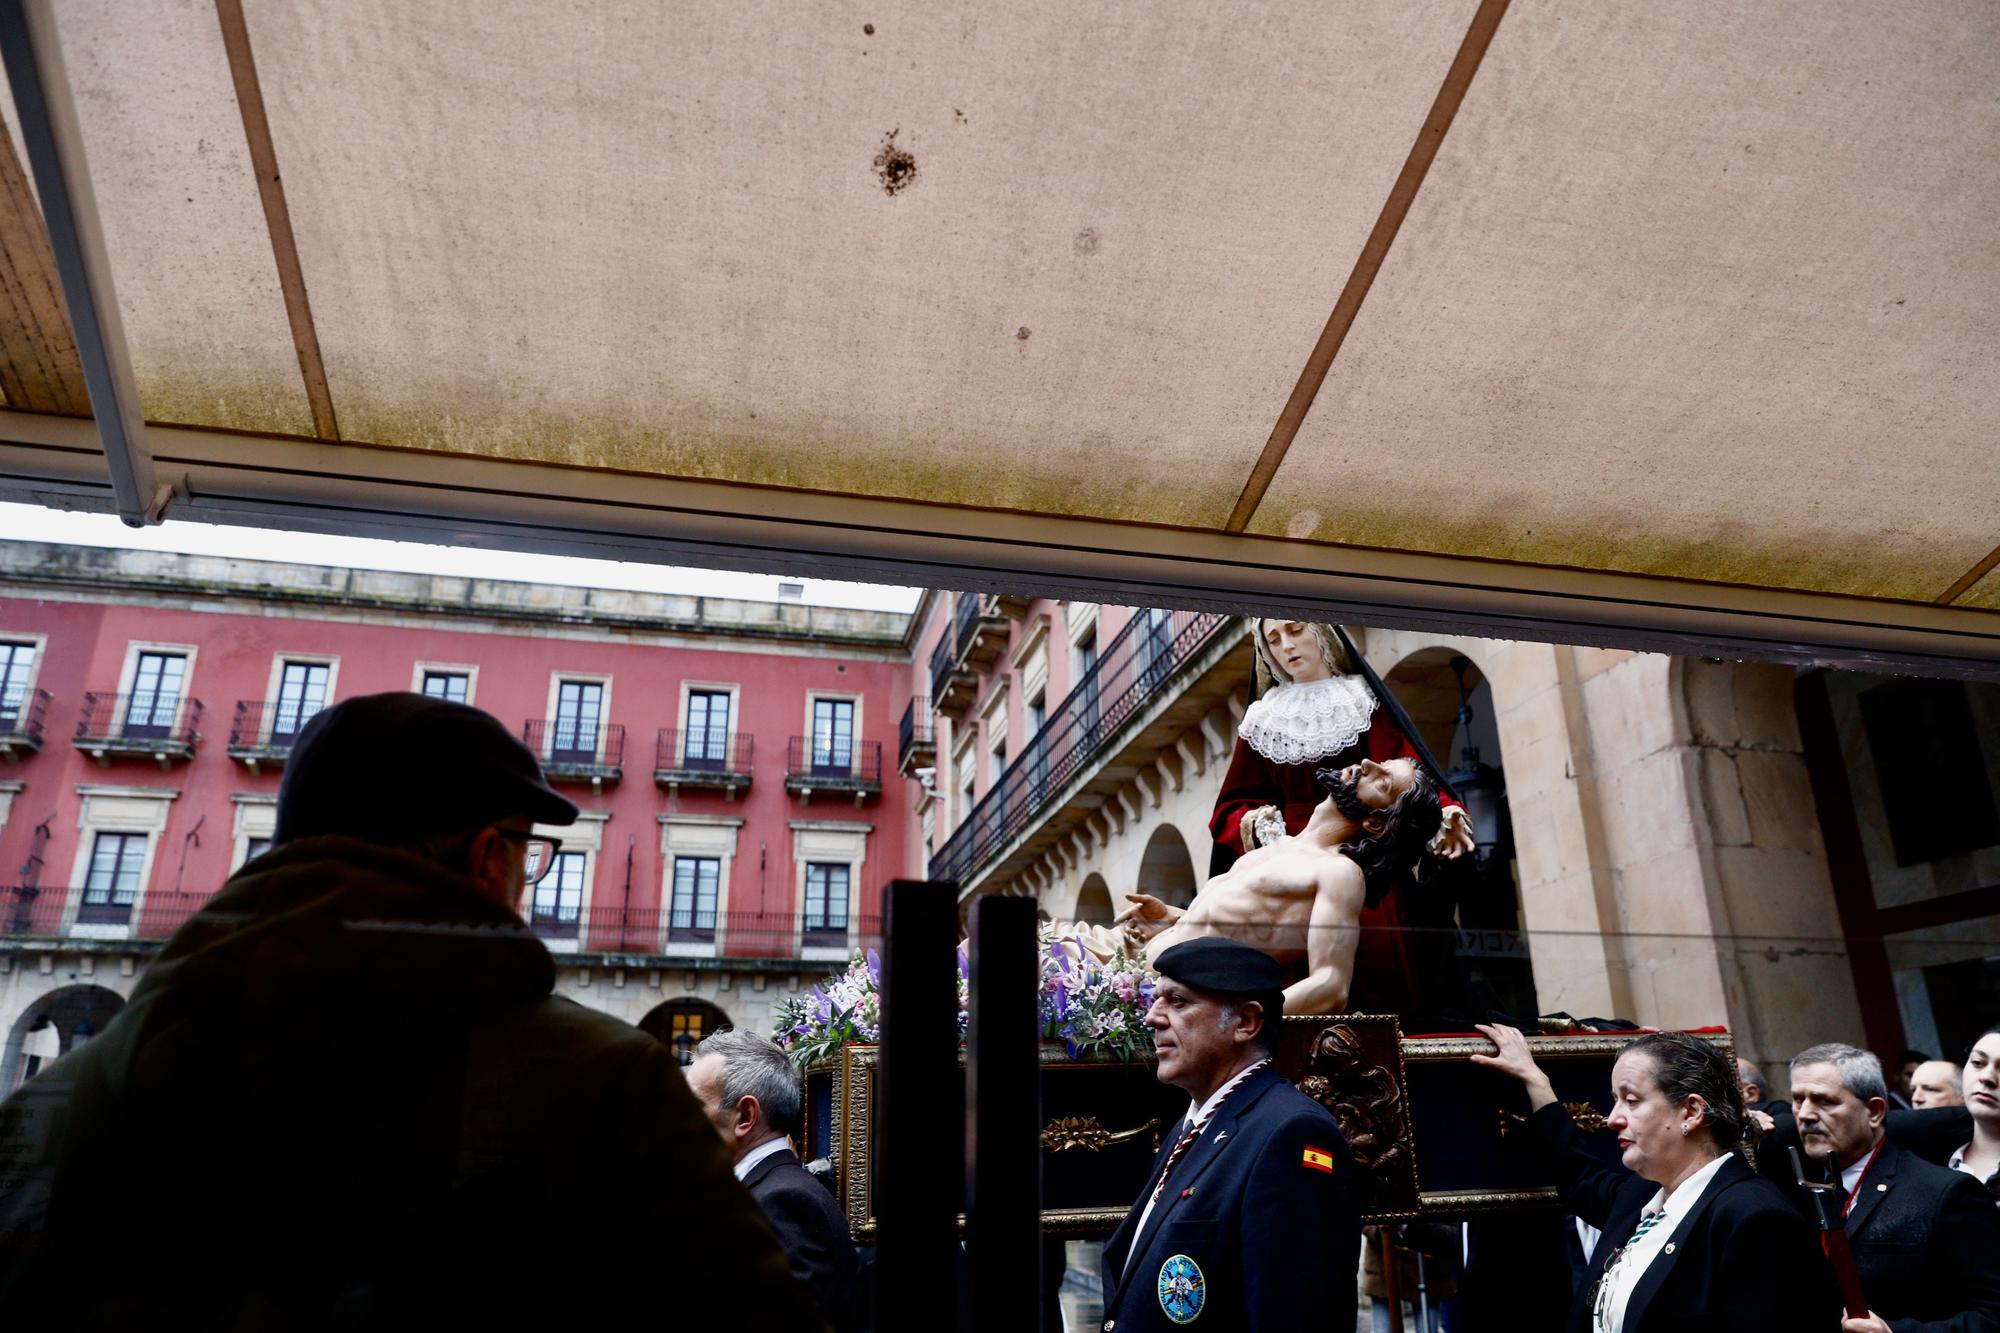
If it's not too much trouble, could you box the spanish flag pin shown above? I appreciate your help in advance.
[1302,1146,1334,1174]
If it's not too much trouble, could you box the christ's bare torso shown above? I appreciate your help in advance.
[1142,834,1367,1012]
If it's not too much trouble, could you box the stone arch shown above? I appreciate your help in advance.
[3,984,126,1095]
[1136,823,1199,909]
[639,997,733,1066]
[1380,645,1497,767]
[1379,644,1537,1017]
[1074,873,1114,924]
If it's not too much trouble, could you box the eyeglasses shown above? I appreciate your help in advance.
[495,829,564,885]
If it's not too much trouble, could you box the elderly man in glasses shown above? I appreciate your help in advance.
[0,693,822,1331]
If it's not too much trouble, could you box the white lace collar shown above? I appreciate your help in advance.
[1237,674,1377,765]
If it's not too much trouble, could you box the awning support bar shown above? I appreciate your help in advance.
[0,0,173,526]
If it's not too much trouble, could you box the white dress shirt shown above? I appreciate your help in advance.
[1594,1151,1733,1333]
[733,1135,792,1183]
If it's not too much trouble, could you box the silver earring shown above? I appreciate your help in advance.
[1681,1125,1690,1136]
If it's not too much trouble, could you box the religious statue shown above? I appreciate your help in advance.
[1062,757,1442,1015]
[1205,619,1472,1016]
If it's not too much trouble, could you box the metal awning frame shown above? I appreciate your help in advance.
[3,412,1997,680]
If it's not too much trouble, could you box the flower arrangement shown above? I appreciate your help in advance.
[774,928,1157,1066]
[1039,926,1157,1061]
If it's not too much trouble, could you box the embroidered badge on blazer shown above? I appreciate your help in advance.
[1302,1145,1335,1174]
[1158,1254,1205,1324]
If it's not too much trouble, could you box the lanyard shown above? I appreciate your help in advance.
[1842,1138,1886,1218]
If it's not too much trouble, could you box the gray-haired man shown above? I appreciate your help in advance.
[1782,1043,2000,1333]
[688,1029,858,1331]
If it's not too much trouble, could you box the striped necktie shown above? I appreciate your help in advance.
[1626,1208,1666,1247]
[1149,1061,1267,1203]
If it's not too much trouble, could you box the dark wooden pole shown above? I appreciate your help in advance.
[965,895,1041,1333]
[875,880,963,1326]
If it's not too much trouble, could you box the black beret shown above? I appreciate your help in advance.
[1152,936,1286,999]
[276,692,579,844]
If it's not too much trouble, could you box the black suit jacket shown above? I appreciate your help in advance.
[1528,1103,1836,1333]
[742,1146,859,1333]
[1099,1065,1360,1333]
[1770,1138,2000,1333]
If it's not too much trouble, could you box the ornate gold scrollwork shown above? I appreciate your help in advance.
[1040,1115,1164,1154]
[1498,1101,1608,1137]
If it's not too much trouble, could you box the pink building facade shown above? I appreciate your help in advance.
[0,542,914,1088]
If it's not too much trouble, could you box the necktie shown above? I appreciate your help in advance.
[1626,1209,1665,1247]
[1148,1063,1266,1203]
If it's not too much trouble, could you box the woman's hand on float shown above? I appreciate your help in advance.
[1470,1023,1558,1111]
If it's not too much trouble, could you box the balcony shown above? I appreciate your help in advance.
[929,630,977,719]
[0,688,50,760]
[0,884,212,941]
[929,608,1240,892]
[225,700,322,773]
[953,592,1009,671]
[784,737,883,804]
[522,904,884,960]
[898,698,936,776]
[73,692,203,768]
[654,729,753,799]
[524,719,624,792]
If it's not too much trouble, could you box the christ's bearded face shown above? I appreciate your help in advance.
[1319,758,1415,827]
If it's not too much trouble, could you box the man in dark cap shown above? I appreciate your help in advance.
[0,693,821,1329]
[1100,936,1361,1333]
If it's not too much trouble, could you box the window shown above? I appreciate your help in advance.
[804,862,850,941]
[812,698,855,774]
[421,671,469,704]
[272,661,330,741]
[552,680,604,762]
[1026,692,1049,802]
[124,652,187,737]
[990,740,1007,787]
[0,641,35,728]
[685,690,731,767]
[79,831,146,924]
[1136,608,1173,690]
[244,837,272,864]
[669,856,720,942]
[1076,630,1101,741]
[529,850,587,940]
[640,999,730,1067]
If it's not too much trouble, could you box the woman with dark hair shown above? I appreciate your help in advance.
[1472,1024,1836,1332]
[1952,1026,2000,1201]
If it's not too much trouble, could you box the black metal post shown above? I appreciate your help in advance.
[965,895,1041,1332]
[876,880,963,1327]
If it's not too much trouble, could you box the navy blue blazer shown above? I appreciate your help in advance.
[1099,1064,1360,1333]
[1768,1137,2000,1333]
[1529,1103,1837,1333]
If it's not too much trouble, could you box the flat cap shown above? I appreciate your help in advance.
[1152,936,1287,998]
[276,692,579,844]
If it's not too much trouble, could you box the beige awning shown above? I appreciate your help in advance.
[0,1,1996,672]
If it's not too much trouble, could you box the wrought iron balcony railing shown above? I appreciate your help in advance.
[520,905,884,957]
[784,737,883,800]
[524,719,624,787]
[73,692,203,765]
[0,687,51,758]
[898,698,935,774]
[654,729,753,795]
[225,699,324,770]
[0,884,213,940]
[928,608,1228,887]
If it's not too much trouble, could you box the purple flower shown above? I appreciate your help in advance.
[866,948,883,985]
[956,946,970,980]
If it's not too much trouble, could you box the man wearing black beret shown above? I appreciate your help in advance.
[1100,936,1361,1332]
